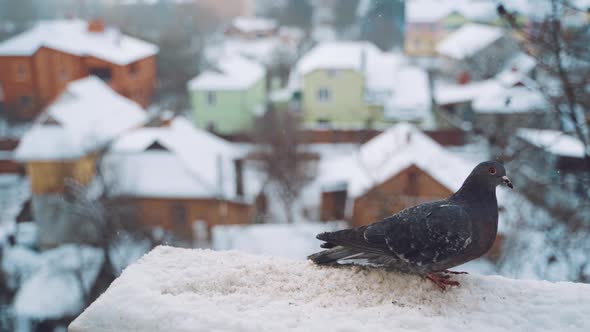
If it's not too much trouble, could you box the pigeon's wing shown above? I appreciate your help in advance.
[368,204,473,266]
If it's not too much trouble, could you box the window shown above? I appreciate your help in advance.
[207,91,216,106]
[317,87,331,102]
[59,67,69,81]
[20,96,32,108]
[89,67,112,82]
[171,204,188,228]
[0,82,4,101]
[327,69,339,78]
[16,64,28,81]
[129,62,140,77]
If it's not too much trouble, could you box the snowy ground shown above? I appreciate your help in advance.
[70,246,590,332]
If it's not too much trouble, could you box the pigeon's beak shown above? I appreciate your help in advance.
[502,176,513,189]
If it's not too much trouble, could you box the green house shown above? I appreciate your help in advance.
[188,55,266,134]
[287,41,433,128]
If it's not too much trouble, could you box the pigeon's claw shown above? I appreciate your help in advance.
[425,273,460,290]
[442,270,469,275]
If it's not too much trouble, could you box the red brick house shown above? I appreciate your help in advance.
[0,19,158,120]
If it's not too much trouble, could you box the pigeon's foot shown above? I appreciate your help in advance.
[425,273,460,291]
[442,270,469,275]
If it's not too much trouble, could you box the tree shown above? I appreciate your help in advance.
[498,0,590,166]
[253,109,316,223]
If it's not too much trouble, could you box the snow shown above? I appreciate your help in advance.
[496,52,537,87]
[15,77,147,161]
[384,66,434,126]
[0,19,158,65]
[437,23,504,60]
[70,246,590,332]
[212,222,346,259]
[104,117,261,202]
[13,245,104,320]
[188,54,266,91]
[435,79,504,105]
[291,41,386,79]
[230,16,277,33]
[516,128,585,158]
[472,86,547,114]
[0,174,30,224]
[205,36,294,68]
[406,0,497,23]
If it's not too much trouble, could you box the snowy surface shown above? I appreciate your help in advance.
[0,19,158,65]
[437,23,503,60]
[212,222,346,259]
[70,247,590,332]
[516,128,585,158]
[15,77,147,161]
[472,86,547,114]
[13,245,104,320]
[188,54,266,91]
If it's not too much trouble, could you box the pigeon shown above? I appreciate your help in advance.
[308,161,513,290]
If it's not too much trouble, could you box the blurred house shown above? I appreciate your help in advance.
[14,77,147,248]
[0,19,158,121]
[434,52,538,129]
[315,123,472,227]
[436,23,518,81]
[187,55,266,135]
[225,16,278,40]
[404,0,498,57]
[103,117,265,242]
[287,41,433,128]
[514,128,588,195]
[205,18,302,70]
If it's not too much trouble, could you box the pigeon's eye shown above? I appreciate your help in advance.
[488,167,497,175]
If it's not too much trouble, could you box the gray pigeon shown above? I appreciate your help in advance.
[308,161,513,290]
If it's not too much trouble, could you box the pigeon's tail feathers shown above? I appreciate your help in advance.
[307,247,360,265]
[316,226,388,256]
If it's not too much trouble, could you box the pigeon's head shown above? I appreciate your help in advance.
[471,161,513,189]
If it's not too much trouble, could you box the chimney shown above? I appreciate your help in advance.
[234,159,244,197]
[360,46,367,76]
[88,19,105,33]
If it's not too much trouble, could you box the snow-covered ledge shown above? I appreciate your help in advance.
[70,246,590,332]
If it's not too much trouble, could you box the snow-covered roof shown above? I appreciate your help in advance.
[15,77,147,161]
[435,79,504,105]
[204,36,289,67]
[104,117,261,202]
[13,245,103,320]
[437,23,504,60]
[187,54,265,91]
[230,16,277,33]
[516,128,586,158]
[473,86,547,114]
[293,41,382,77]
[384,66,434,126]
[70,246,590,332]
[406,0,498,23]
[496,52,537,87]
[319,123,474,198]
[0,19,158,65]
